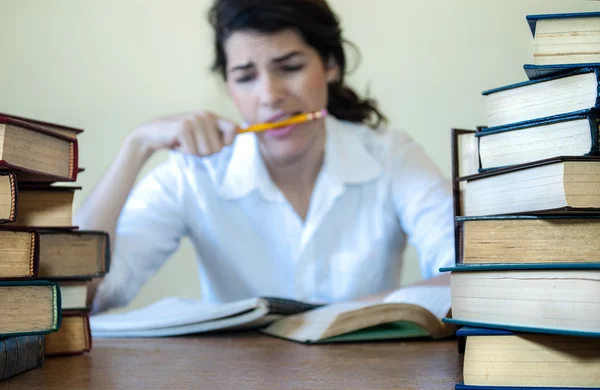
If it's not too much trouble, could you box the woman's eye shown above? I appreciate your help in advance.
[235,74,256,83]
[282,64,305,72]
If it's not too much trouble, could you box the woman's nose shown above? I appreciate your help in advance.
[259,74,286,108]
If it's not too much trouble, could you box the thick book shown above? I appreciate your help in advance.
[525,12,600,67]
[37,230,109,280]
[0,115,79,182]
[0,335,45,382]
[0,228,108,280]
[8,185,79,228]
[0,280,61,337]
[482,67,600,129]
[0,227,39,279]
[457,326,600,388]
[0,171,16,224]
[456,215,600,265]
[45,311,91,357]
[440,264,600,337]
[460,156,600,217]
[476,110,600,171]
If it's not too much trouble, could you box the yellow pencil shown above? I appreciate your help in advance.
[238,109,328,134]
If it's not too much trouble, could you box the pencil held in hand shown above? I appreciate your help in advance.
[238,109,328,134]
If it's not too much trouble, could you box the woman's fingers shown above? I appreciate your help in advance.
[217,118,239,146]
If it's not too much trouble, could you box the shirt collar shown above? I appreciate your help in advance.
[216,115,383,201]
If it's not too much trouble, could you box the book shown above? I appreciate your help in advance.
[526,12,600,66]
[524,63,600,80]
[0,115,78,182]
[45,311,91,357]
[0,280,61,337]
[37,230,109,280]
[477,111,600,171]
[261,284,453,344]
[90,284,453,342]
[483,67,600,129]
[90,297,323,338]
[8,185,79,228]
[15,167,85,185]
[0,171,16,223]
[0,335,45,382]
[451,128,479,262]
[456,215,600,265]
[457,326,600,388]
[0,228,108,280]
[0,112,83,139]
[57,281,88,311]
[0,227,39,279]
[440,264,600,336]
[460,157,600,217]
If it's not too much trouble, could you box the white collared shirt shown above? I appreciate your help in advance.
[92,116,455,313]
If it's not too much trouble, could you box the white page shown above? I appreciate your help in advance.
[383,285,451,319]
[89,296,261,332]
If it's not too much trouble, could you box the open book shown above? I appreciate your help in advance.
[90,284,453,342]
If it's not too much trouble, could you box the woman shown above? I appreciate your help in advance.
[78,0,455,314]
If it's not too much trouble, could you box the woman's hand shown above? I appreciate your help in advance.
[132,111,239,158]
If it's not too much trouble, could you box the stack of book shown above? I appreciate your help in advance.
[0,112,109,381]
[445,12,600,390]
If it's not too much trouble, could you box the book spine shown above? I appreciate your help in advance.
[0,335,44,381]
[456,220,465,264]
[30,231,40,278]
[0,171,17,224]
[69,140,78,181]
[588,114,600,155]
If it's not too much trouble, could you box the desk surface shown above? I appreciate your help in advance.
[3,332,463,389]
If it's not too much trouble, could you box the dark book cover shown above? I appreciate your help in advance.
[0,334,44,381]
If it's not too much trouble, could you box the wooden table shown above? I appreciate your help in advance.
[2,332,463,389]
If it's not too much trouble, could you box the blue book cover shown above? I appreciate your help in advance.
[456,383,600,390]
[526,12,600,36]
[443,318,600,338]
[476,109,599,139]
[524,63,600,80]
[456,326,516,337]
[440,263,600,273]
[482,67,599,96]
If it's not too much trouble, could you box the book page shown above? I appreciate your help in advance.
[383,286,451,319]
[90,297,261,332]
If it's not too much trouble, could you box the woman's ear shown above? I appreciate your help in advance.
[325,56,340,83]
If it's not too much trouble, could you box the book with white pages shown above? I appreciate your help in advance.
[90,297,322,338]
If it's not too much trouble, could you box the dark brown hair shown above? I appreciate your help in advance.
[208,0,387,129]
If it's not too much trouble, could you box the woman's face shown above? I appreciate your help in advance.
[224,29,338,164]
